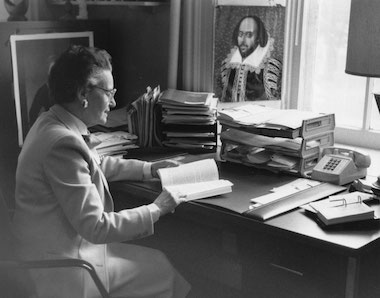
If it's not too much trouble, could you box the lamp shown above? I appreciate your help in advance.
[345,0,380,194]
[345,0,380,77]
[345,0,380,106]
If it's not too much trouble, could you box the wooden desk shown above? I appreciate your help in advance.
[110,157,380,298]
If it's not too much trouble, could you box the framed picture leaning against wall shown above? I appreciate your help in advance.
[10,31,94,146]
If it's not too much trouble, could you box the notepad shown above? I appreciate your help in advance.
[309,192,375,226]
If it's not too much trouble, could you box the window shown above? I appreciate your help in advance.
[298,0,380,148]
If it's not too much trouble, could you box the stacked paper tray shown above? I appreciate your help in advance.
[220,128,334,158]
[218,107,335,139]
[217,105,336,177]
[220,140,320,178]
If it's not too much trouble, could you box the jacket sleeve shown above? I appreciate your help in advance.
[99,155,148,182]
[43,135,154,244]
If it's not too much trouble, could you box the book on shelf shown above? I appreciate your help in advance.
[157,158,233,201]
[308,191,376,226]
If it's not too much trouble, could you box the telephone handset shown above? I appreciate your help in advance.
[311,147,371,185]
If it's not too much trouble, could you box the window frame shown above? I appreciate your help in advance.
[291,0,380,149]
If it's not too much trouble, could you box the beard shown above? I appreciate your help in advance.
[239,44,257,59]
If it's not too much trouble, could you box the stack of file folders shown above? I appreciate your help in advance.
[126,86,162,147]
[218,104,335,177]
[157,89,218,152]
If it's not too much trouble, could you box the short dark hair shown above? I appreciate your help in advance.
[48,45,112,104]
[232,16,268,48]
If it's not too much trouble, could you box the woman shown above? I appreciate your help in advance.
[12,45,190,298]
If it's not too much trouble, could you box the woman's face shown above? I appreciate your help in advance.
[84,70,116,126]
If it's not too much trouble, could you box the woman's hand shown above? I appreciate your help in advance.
[153,189,187,216]
[151,159,181,179]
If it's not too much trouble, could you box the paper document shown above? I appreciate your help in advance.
[218,104,324,129]
[251,178,321,205]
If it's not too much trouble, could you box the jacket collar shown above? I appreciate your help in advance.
[50,104,88,137]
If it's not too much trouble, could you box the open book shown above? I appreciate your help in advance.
[157,159,233,201]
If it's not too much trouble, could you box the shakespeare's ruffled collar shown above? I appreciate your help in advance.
[225,36,274,73]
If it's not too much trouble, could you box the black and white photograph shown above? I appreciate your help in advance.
[1,1,380,297]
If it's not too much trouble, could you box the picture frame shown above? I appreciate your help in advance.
[10,31,94,146]
[213,0,286,103]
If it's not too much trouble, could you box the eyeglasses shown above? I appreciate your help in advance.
[92,86,117,99]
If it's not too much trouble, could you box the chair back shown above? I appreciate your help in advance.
[0,187,37,297]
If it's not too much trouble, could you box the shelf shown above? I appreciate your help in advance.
[50,0,168,6]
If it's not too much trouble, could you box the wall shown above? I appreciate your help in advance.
[37,2,171,107]
[89,5,171,107]
[0,2,170,205]
[0,5,8,20]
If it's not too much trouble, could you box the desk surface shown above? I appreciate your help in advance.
[112,153,380,253]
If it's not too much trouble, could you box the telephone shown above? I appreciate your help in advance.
[310,147,371,185]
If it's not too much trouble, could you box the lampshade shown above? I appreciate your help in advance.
[345,0,380,77]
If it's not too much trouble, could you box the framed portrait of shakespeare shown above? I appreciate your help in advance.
[10,31,94,146]
[214,0,286,103]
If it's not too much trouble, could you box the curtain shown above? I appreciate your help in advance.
[178,0,214,92]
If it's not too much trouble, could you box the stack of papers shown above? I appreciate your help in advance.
[159,89,218,150]
[218,104,327,138]
[94,131,138,158]
[160,89,217,125]
[221,128,320,157]
[218,104,321,129]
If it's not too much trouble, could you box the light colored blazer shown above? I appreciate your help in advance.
[13,105,154,297]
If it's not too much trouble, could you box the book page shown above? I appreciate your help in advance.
[164,180,233,201]
[157,159,219,189]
